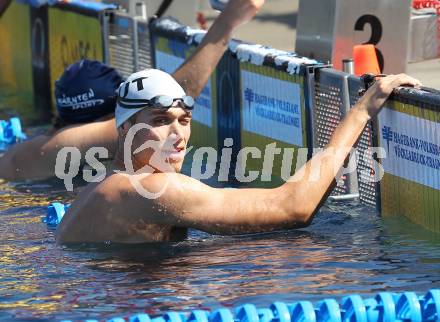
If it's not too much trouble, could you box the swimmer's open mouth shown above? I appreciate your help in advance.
[162,147,186,160]
[163,148,184,154]
[166,145,185,153]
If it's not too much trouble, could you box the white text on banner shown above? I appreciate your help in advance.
[241,70,303,146]
[379,107,440,190]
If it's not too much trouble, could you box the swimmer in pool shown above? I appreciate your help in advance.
[0,59,123,181]
[0,8,233,182]
[56,0,422,243]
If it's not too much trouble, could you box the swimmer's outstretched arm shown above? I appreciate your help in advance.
[172,0,264,98]
[0,119,117,181]
[152,75,421,234]
[60,75,421,242]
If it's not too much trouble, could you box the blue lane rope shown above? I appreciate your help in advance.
[45,204,440,321]
[57,290,440,322]
[0,117,27,152]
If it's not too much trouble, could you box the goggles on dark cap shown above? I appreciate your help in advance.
[117,95,195,110]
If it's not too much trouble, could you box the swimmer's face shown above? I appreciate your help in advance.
[124,104,192,173]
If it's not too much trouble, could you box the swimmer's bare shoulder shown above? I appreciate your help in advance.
[56,172,179,244]
[56,171,309,244]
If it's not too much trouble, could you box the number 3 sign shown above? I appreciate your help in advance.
[296,0,412,74]
[333,0,412,73]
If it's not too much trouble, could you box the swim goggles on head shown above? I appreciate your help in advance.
[117,95,195,110]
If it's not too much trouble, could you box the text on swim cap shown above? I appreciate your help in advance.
[57,88,105,110]
[119,77,149,98]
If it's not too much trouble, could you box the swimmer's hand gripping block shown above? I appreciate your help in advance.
[0,117,27,151]
[43,202,71,226]
[59,289,440,322]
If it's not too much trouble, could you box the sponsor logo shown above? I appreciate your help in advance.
[57,88,104,110]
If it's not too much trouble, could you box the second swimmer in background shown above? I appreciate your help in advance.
[0,59,123,181]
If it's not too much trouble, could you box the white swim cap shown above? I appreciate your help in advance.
[115,69,186,128]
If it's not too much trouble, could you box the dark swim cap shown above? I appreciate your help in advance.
[55,59,123,124]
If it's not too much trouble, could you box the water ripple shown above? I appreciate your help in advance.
[1,179,440,320]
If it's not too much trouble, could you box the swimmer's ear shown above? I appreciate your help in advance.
[118,113,138,136]
[118,121,131,136]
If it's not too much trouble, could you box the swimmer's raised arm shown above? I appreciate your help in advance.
[172,0,264,98]
[92,75,421,238]
[278,74,422,223]
[155,75,421,234]
[0,119,117,181]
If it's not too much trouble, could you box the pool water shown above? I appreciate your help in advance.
[1,174,440,322]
